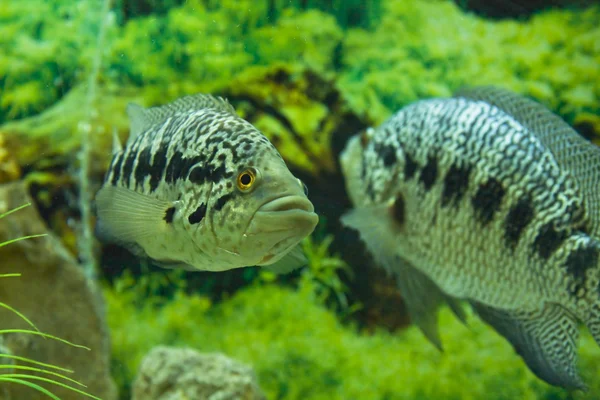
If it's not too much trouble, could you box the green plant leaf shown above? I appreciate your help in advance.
[0,364,86,387]
[0,377,61,400]
[0,330,90,350]
[0,301,40,332]
[0,234,47,248]
[0,203,31,219]
[0,374,100,399]
[0,354,74,373]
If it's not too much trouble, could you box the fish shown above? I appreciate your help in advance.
[339,86,600,390]
[95,93,319,274]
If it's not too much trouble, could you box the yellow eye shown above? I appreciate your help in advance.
[237,168,256,192]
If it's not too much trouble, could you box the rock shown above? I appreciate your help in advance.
[0,181,117,400]
[132,346,266,400]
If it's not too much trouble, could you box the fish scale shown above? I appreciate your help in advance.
[340,86,600,390]
[95,93,318,274]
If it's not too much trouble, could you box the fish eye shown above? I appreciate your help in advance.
[237,168,257,192]
[360,127,375,148]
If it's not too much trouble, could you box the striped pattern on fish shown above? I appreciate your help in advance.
[95,94,318,274]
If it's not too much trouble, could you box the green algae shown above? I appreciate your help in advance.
[2,0,598,178]
[106,274,600,400]
[339,0,600,127]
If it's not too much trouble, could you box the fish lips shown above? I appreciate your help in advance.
[243,195,319,249]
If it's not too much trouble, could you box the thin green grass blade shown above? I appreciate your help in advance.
[0,203,31,219]
[0,377,61,400]
[0,302,39,331]
[0,374,101,399]
[0,273,21,278]
[0,364,86,387]
[0,234,47,248]
[0,354,74,373]
[0,330,90,350]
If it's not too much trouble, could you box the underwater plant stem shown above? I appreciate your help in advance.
[0,354,74,373]
[77,0,113,281]
[0,374,101,399]
[0,378,62,400]
[0,203,31,219]
[0,234,47,249]
[0,330,90,350]
[0,364,86,387]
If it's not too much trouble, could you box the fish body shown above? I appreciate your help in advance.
[95,94,318,273]
[340,86,600,390]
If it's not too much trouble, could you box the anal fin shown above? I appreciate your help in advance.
[471,301,585,390]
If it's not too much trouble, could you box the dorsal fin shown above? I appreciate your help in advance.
[455,86,600,237]
[126,93,237,141]
[112,127,123,154]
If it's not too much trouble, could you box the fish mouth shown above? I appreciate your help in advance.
[245,195,319,235]
[258,194,315,214]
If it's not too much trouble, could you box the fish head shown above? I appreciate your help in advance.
[190,146,318,269]
[340,127,378,207]
[238,154,319,266]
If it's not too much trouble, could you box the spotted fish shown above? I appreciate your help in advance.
[340,86,600,390]
[95,93,319,273]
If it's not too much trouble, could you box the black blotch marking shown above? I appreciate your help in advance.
[214,193,233,211]
[532,222,568,260]
[188,166,210,184]
[149,146,169,191]
[503,196,534,249]
[375,143,397,167]
[404,153,418,180]
[471,178,505,225]
[564,244,598,296]
[165,151,185,183]
[419,155,438,191]
[121,150,137,187]
[188,203,207,225]
[392,193,405,226]
[189,163,232,185]
[441,162,471,208]
[109,153,125,185]
[166,152,205,184]
[164,207,176,223]
[134,147,152,189]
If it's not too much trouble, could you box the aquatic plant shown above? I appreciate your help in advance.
[0,203,101,399]
[295,231,358,317]
[106,275,600,400]
[339,0,600,127]
[0,0,116,123]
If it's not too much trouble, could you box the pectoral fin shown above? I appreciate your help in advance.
[95,185,176,246]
